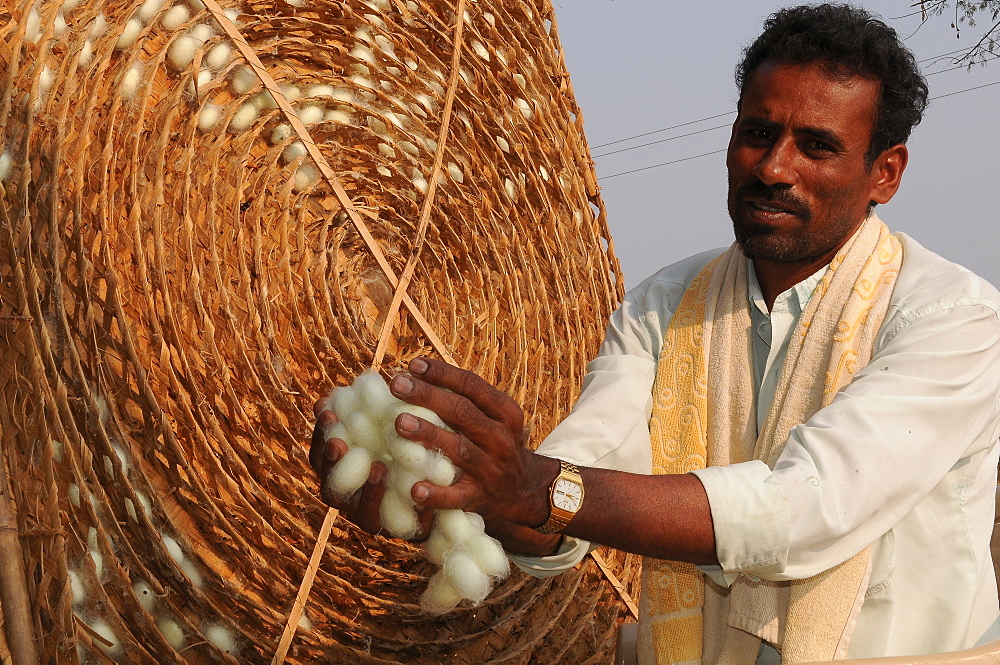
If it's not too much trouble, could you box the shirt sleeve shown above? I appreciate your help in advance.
[530,275,680,473]
[696,298,1000,582]
[691,461,790,585]
[534,251,723,471]
[506,536,594,577]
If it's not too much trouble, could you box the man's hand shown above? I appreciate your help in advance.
[309,398,433,537]
[310,359,715,563]
[388,357,557,527]
[308,359,563,556]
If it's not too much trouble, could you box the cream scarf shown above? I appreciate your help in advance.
[638,215,902,665]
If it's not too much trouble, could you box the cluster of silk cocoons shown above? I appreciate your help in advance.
[322,372,510,614]
[56,432,238,658]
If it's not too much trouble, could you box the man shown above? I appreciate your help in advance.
[311,4,1000,662]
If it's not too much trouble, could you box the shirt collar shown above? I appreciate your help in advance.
[747,259,828,316]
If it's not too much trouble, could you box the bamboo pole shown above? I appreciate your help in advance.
[0,455,40,665]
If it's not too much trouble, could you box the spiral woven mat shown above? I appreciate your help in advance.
[0,0,640,663]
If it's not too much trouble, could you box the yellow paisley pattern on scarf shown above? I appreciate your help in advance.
[644,260,717,663]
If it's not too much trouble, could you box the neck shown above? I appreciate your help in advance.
[752,259,826,311]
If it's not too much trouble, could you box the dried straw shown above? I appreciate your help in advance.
[0,0,633,663]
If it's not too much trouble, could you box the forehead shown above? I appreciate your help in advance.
[739,60,880,143]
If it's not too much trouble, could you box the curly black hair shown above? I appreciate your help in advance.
[736,3,929,165]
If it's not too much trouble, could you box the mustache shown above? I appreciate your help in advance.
[736,180,811,221]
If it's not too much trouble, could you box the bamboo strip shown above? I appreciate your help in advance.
[591,552,639,620]
[0,456,39,665]
[372,0,468,370]
[270,507,339,665]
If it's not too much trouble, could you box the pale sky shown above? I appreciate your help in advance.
[552,1,1000,290]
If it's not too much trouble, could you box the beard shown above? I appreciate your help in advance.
[728,176,860,264]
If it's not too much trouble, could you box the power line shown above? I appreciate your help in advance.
[918,45,985,63]
[887,0,948,21]
[601,149,728,180]
[930,78,1000,99]
[926,54,1000,76]
[590,112,734,150]
[599,79,1000,180]
[593,123,731,158]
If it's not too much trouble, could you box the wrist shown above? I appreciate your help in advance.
[535,459,585,534]
[485,520,562,557]
[540,534,564,557]
[519,533,563,557]
[518,452,561,528]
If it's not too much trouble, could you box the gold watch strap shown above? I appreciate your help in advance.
[536,460,583,534]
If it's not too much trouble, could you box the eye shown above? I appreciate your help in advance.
[741,127,773,145]
[806,140,836,153]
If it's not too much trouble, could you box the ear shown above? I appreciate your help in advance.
[869,144,908,205]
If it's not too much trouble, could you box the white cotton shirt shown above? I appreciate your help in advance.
[509,233,1000,658]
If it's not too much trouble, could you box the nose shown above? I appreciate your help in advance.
[751,138,796,187]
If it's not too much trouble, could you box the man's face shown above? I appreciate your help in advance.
[726,60,887,265]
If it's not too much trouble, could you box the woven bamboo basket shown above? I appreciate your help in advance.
[0,0,634,662]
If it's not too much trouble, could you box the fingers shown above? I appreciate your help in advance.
[406,358,524,434]
[317,459,388,534]
[354,462,388,534]
[312,395,328,419]
[310,410,335,474]
[395,411,493,476]
[391,374,520,454]
[310,410,348,477]
[410,477,480,511]
[317,455,433,540]
[312,390,436,540]
[389,374,492,445]
[413,504,433,542]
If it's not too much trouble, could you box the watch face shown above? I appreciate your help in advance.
[552,478,582,512]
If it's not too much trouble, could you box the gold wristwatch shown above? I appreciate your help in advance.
[536,460,584,534]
